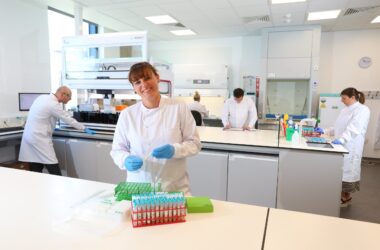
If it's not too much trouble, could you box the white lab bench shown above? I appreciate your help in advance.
[0,167,379,250]
[0,126,347,217]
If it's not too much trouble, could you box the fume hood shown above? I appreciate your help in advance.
[62,31,147,89]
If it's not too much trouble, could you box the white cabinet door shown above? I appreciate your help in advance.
[52,138,67,172]
[267,58,311,79]
[267,30,313,79]
[65,139,98,181]
[96,142,126,184]
[227,153,278,207]
[187,150,228,200]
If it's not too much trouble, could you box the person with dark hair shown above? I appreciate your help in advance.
[188,91,209,119]
[221,88,257,130]
[315,87,370,207]
[19,86,96,175]
[110,62,201,194]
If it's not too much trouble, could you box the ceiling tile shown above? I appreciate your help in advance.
[347,0,380,8]
[271,11,306,26]
[128,6,167,17]
[218,25,248,34]
[191,0,231,9]
[228,0,268,6]
[270,2,308,14]
[234,5,270,17]
[307,0,350,12]
[76,0,113,6]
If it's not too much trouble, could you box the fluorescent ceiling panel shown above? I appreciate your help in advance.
[307,10,341,21]
[170,29,196,36]
[371,16,380,23]
[145,15,178,24]
[272,0,306,4]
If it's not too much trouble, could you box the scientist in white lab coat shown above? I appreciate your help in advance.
[221,88,257,130]
[19,86,96,175]
[316,87,370,207]
[110,62,201,194]
[188,91,209,118]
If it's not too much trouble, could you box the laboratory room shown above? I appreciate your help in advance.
[1,0,380,249]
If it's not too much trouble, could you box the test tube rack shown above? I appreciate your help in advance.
[131,192,186,228]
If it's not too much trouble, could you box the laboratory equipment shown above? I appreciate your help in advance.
[186,196,214,213]
[131,192,186,227]
[318,94,345,128]
[305,137,328,144]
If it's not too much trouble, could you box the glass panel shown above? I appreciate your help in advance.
[64,45,143,76]
[266,79,309,116]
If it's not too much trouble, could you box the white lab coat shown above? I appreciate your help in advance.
[375,114,380,150]
[221,96,257,128]
[188,101,209,118]
[110,97,201,194]
[19,94,85,164]
[328,102,370,182]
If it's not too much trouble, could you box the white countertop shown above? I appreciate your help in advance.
[265,208,380,250]
[1,167,379,250]
[0,167,267,250]
[197,126,279,148]
[197,127,348,153]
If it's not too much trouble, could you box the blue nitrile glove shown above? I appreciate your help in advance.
[332,139,343,145]
[124,155,143,171]
[314,127,324,134]
[152,144,175,159]
[84,128,96,135]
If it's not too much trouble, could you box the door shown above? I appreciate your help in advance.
[52,138,67,176]
[227,153,279,207]
[65,139,97,181]
[187,150,228,200]
[96,142,126,184]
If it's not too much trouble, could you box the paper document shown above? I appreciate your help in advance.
[223,128,256,131]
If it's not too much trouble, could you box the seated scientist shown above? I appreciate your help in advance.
[110,62,201,195]
[221,88,257,130]
[188,91,209,119]
[19,86,96,175]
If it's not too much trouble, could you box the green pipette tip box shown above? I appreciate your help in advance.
[114,182,161,201]
[186,196,214,213]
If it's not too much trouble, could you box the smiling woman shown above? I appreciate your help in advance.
[110,62,202,195]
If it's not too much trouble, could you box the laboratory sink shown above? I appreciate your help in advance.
[306,142,333,149]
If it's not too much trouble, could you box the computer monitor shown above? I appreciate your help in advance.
[18,93,50,111]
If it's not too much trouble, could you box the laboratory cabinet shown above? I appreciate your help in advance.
[266,30,313,79]
[187,149,279,208]
[227,153,279,207]
[52,138,67,172]
[53,137,125,184]
[277,149,342,217]
[187,150,228,201]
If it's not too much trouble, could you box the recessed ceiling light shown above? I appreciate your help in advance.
[272,0,306,4]
[145,15,178,24]
[307,10,341,21]
[170,29,196,36]
[371,16,380,23]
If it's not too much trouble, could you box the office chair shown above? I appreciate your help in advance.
[191,110,203,126]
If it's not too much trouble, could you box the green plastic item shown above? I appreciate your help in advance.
[286,127,294,141]
[186,196,214,213]
[114,182,161,201]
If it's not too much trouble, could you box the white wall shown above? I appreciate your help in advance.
[149,36,262,95]
[0,0,51,118]
[319,29,380,93]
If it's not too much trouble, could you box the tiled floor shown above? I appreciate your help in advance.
[340,158,380,224]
